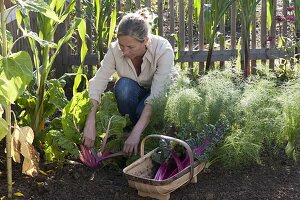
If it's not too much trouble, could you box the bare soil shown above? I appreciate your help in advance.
[1,140,300,200]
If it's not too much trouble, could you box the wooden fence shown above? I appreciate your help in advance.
[5,0,299,77]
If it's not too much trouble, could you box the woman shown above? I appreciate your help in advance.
[83,9,178,156]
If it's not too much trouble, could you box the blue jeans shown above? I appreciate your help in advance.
[114,77,150,125]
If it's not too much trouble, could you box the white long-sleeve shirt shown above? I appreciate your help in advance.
[88,34,178,104]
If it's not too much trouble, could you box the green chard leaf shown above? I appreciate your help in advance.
[62,90,92,142]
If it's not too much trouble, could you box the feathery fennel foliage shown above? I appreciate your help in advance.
[218,77,284,168]
[279,78,300,162]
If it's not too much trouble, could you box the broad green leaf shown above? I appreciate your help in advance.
[193,0,201,23]
[50,0,65,13]
[277,35,284,48]
[47,79,68,110]
[73,19,88,96]
[73,66,86,96]
[62,90,92,141]
[78,19,88,64]
[49,18,82,69]
[16,0,61,22]
[25,31,57,48]
[266,0,272,30]
[0,118,8,141]
[0,51,33,105]
[108,5,117,46]
[59,0,76,22]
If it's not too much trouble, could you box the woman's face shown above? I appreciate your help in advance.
[118,35,148,60]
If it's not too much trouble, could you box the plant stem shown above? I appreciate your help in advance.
[32,46,50,135]
[1,0,12,198]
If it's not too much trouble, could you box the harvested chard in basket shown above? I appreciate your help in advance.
[151,123,229,180]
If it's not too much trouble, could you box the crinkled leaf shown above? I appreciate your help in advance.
[11,125,40,176]
[43,130,64,162]
[105,138,123,153]
[47,79,68,110]
[0,51,33,105]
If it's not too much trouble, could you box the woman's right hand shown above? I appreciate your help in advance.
[83,99,99,148]
[83,117,96,148]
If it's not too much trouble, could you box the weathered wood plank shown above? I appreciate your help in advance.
[69,54,99,66]
[176,49,289,62]
[230,2,237,49]
[251,8,257,72]
[269,0,277,69]
[68,48,290,66]
[198,0,205,73]
[178,0,185,51]
[169,0,175,48]
[158,0,163,36]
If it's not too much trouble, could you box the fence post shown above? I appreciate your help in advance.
[198,0,205,74]
[295,0,300,61]
[54,22,68,78]
[269,0,277,70]
[261,0,267,64]
[158,0,163,36]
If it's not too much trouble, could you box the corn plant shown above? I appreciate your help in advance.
[0,0,33,197]
[238,0,261,77]
[204,0,236,71]
[15,0,85,136]
[81,0,117,61]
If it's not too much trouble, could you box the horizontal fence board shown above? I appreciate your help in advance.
[68,48,290,66]
[176,49,289,62]
[69,54,99,66]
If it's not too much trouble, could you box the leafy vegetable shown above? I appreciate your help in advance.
[79,116,124,168]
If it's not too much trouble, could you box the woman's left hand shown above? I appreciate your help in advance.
[123,131,141,156]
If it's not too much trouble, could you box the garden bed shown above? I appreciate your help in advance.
[0,140,300,200]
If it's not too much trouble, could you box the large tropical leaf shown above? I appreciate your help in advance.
[0,51,33,105]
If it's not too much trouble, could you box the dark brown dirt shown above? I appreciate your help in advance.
[1,139,300,200]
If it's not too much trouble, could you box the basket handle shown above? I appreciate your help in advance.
[140,134,195,182]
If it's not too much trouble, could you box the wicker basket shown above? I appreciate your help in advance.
[123,134,206,200]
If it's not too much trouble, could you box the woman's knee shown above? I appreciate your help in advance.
[114,77,139,101]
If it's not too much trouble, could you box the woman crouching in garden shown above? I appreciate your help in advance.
[83,8,178,156]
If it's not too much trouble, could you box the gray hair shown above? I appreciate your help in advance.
[117,8,152,42]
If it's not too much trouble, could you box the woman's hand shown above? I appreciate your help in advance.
[123,131,141,156]
[83,118,96,148]
[83,99,99,148]
[123,104,152,156]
